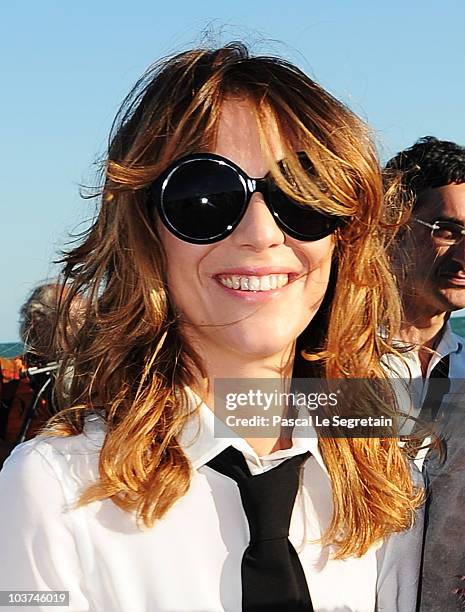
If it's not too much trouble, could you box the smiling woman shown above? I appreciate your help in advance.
[158,98,335,375]
[0,42,423,612]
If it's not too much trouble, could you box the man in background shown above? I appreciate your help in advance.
[0,282,82,468]
[385,136,465,611]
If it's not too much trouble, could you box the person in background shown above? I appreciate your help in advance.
[0,43,423,611]
[19,284,62,363]
[0,354,24,467]
[384,136,465,611]
[0,283,79,467]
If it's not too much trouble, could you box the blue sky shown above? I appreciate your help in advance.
[1,0,465,340]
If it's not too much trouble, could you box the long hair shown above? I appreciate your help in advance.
[49,42,421,558]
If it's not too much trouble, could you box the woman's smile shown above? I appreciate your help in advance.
[213,266,302,302]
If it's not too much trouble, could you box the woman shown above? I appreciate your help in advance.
[0,43,423,611]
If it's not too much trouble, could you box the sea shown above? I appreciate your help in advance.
[0,342,24,358]
[2,317,465,357]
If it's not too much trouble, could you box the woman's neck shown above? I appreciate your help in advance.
[191,340,296,456]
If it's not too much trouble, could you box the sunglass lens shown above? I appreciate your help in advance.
[269,187,339,240]
[161,160,245,243]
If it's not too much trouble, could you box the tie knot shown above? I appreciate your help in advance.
[207,448,309,544]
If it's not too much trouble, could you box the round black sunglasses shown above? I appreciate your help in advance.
[150,152,345,244]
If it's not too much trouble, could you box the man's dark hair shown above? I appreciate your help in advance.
[385,136,465,205]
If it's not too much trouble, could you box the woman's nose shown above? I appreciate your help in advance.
[230,193,286,250]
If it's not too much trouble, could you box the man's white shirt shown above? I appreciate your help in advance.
[383,321,465,467]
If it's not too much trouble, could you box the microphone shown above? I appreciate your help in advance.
[19,361,60,379]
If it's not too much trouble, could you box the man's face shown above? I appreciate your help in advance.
[403,183,465,315]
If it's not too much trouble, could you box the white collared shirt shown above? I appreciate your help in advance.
[384,322,465,402]
[384,322,465,466]
[0,389,423,612]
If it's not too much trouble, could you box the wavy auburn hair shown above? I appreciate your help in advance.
[50,42,421,558]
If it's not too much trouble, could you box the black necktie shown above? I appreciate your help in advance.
[207,446,313,612]
[421,354,451,423]
[409,355,450,470]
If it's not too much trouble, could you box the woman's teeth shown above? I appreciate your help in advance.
[218,274,289,291]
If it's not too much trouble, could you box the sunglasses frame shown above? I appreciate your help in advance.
[151,152,345,244]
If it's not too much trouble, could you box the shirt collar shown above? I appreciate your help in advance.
[389,321,463,371]
[84,387,328,476]
[178,387,328,475]
[435,320,464,358]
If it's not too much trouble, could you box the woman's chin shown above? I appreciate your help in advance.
[218,328,297,362]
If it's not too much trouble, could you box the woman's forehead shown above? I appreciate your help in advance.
[214,98,290,176]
